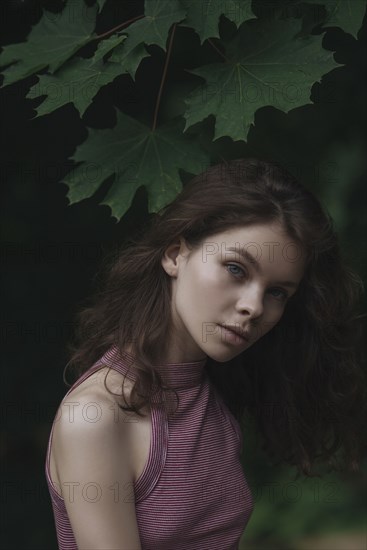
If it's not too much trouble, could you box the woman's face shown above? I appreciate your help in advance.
[161,222,306,364]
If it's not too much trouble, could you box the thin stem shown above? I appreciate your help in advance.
[152,23,177,132]
[94,14,145,40]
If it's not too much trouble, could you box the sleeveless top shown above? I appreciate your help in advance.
[45,345,254,549]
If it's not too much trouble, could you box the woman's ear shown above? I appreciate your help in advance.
[161,237,188,277]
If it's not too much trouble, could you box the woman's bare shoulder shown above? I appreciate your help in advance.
[48,366,138,496]
[50,367,142,549]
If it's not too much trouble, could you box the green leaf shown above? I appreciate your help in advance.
[92,34,127,62]
[303,0,366,39]
[183,18,341,142]
[108,43,152,79]
[109,0,187,80]
[61,110,210,220]
[178,0,256,44]
[0,2,98,87]
[27,61,113,118]
[108,0,187,76]
[26,36,129,118]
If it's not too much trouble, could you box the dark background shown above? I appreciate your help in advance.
[1,0,366,548]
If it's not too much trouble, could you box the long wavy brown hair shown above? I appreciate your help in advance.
[64,158,366,478]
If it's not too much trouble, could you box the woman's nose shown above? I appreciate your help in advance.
[236,286,264,320]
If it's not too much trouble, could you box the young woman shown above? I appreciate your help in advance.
[45,158,366,550]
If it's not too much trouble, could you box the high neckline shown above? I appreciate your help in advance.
[101,345,207,389]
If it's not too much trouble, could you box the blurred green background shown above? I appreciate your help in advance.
[238,415,367,549]
[1,0,366,549]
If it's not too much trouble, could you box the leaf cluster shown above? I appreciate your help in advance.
[1,0,365,220]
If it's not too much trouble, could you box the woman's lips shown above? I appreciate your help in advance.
[218,324,249,345]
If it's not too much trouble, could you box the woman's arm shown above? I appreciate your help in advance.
[53,388,142,550]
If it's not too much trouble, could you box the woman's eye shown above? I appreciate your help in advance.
[269,288,288,301]
[225,265,289,301]
[225,263,246,278]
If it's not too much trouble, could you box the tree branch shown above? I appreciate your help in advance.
[152,23,177,132]
[94,14,145,40]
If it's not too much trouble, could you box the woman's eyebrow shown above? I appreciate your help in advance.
[226,246,261,271]
[226,246,299,289]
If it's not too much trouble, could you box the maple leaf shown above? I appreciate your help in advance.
[26,36,150,118]
[62,110,210,220]
[109,0,187,78]
[0,2,98,87]
[183,18,341,142]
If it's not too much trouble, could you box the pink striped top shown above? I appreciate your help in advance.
[45,345,254,549]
